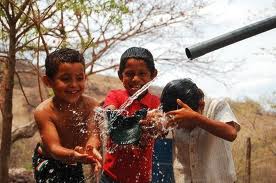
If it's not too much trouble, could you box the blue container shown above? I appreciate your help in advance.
[152,138,175,183]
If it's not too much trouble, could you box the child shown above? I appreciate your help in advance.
[100,47,160,183]
[161,78,240,183]
[32,48,102,182]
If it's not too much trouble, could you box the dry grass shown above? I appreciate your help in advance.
[230,100,276,183]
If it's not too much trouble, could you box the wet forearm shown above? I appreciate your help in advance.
[194,113,237,141]
[86,135,101,149]
[48,144,77,163]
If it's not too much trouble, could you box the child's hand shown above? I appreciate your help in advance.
[166,99,198,130]
[73,146,102,167]
[140,109,163,129]
[140,109,166,143]
[85,145,102,169]
[72,146,92,164]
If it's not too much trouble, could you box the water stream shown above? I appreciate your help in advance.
[76,59,192,182]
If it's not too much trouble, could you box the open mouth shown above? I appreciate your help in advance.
[66,90,80,95]
[130,85,142,91]
[131,86,142,92]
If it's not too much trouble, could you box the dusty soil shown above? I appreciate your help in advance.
[9,168,35,183]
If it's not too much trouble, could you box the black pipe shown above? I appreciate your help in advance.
[185,15,276,60]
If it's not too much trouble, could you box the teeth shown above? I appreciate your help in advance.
[132,85,141,89]
[67,91,78,94]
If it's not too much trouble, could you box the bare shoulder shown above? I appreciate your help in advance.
[82,95,99,109]
[33,98,54,121]
[34,98,53,112]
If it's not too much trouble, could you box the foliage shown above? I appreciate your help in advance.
[1,0,208,75]
[269,91,276,109]
[0,1,207,182]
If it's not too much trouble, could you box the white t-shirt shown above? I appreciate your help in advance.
[173,99,240,183]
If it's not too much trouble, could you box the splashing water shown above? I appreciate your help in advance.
[117,78,157,115]
[93,77,161,151]
[93,75,178,155]
[94,61,188,139]
[46,59,193,182]
[91,66,194,181]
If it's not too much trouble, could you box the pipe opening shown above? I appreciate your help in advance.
[185,48,192,60]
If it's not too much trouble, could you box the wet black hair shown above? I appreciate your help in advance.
[45,48,85,79]
[118,47,156,76]
[160,78,204,112]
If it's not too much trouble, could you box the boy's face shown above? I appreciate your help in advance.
[119,58,157,96]
[44,63,86,104]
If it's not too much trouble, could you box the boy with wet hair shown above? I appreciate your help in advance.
[161,78,240,183]
[161,78,204,112]
[100,47,160,183]
[32,48,102,182]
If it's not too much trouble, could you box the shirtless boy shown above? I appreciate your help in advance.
[32,48,102,182]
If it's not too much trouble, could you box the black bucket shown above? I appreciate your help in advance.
[106,109,147,145]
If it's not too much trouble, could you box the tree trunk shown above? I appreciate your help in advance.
[0,58,8,115]
[0,24,17,183]
[244,137,251,183]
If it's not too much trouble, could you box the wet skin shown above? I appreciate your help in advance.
[35,62,102,165]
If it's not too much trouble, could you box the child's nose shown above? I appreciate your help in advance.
[132,74,141,81]
[70,79,78,87]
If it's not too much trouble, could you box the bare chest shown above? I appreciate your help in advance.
[54,110,91,147]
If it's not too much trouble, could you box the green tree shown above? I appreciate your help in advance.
[0,0,206,182]
[0,1,62,181]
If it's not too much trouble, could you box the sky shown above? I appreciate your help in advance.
[100,0,276,105]
[154,0,276,103]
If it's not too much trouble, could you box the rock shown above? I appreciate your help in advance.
[9,168,35,183]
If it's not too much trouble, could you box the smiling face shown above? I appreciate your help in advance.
[43,62,86,104]
[119,58,157,96]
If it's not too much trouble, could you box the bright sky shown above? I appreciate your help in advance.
[155,0,276,103]
[100,0,276,105]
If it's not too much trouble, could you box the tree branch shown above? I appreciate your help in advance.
[14,0,32,22]
[87,64,119,75]
[0,16,10,31]
[15,71,35,107]
[11,121,37,143]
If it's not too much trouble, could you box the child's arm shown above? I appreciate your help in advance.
[140,109,167,137]
[34,109,96,164]
[167,99,239,142]
[85,111,102,168]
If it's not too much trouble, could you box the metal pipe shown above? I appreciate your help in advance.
[185,15,276,60]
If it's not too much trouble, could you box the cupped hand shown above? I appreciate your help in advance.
[86,145,103,169]
[139,109,162,127]
[73,145,102,167]
[139,109,166,138]
[72,146,90,163]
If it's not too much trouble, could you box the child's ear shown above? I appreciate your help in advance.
[198,99,205,114]
[42,76,52,88]
[151,69,158,79]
